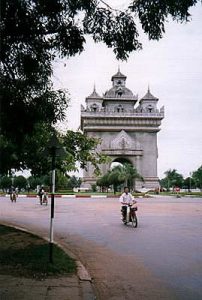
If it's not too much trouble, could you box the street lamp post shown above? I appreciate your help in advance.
[45,133,66,263]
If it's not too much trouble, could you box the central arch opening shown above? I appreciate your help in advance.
[110,158,135,192]
[110,157,133,170]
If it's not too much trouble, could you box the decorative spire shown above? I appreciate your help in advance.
[111,68,126,81]
[86,83,102,99]
[141,86,158,101]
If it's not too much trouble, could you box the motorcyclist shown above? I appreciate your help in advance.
[9,186,17,202]
[42,190,48,205]
[38,186,44,205]
[119,187,137,222]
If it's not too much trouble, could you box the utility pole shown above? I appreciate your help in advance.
[44,133,66,263]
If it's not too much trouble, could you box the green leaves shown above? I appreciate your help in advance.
[62,131,108,175]
[160,166,202,190]
[161,169,184,189]
[130,0,198,40]
[0,176,12,191]
[97,163,142,191]
[192,166,202,190]
[84,8,142,60]
[13,176,27,191]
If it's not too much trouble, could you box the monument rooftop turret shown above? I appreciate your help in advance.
[104,67,137,101]
[140,87,158,101]
[111,69,127,80]
[85,85,103,112]
[103,86,136,99]
[103,69,137,105]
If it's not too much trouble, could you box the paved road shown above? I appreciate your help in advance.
[0,196,202,299]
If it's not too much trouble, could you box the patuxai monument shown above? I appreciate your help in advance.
[81,69,164,190]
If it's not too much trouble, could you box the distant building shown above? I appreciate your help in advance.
[81,69,164,189]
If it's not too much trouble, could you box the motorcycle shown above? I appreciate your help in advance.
[121,204,138,228]
[40,192,48,205]
[10,191,17,202]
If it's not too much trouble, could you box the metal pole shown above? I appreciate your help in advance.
[189,172,192,192]
[49,148,56,263]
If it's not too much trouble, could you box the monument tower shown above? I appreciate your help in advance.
[81,69,164,189]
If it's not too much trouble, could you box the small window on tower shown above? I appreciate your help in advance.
[117,105,124,113]
[116,87,123,97]
[146,105,153,113]
[91,103,98,112]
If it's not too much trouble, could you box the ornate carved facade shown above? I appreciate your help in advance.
[81,69,164,189]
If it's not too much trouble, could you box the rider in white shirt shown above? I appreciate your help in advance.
[119,187,134,205]
[119,187,137,221]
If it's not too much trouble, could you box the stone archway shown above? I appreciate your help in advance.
[81,70,164,190]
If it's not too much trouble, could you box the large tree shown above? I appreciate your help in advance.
[97,163,142,193]
[22,129,108,177]
[66,176,82,190]
[1,0,199,174]
[160,169,184,190]
[116,163,143,191]
[0,176,12,192]
[192,165,202,190]
[183,176,196,191]
[96,173,111,192]
[13,175,27,192]
[108,167,124,193]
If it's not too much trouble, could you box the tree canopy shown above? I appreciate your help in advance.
[0,0,200,175]
[97,163,142,192]
[160,169,184,189]
[13,175,27,191]
[192,165,202,190]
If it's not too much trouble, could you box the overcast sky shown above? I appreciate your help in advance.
[53,2,202,179]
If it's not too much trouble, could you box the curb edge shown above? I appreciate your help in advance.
[0,221,96,300]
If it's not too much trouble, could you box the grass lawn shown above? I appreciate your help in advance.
[0,225,76,279]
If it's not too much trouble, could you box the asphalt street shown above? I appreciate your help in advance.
[0,195,201,299]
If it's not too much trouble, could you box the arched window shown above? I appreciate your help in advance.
[116,105,124,113]
[146,105,154,113]
[91,103,98,112]
[116,87,124,97]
